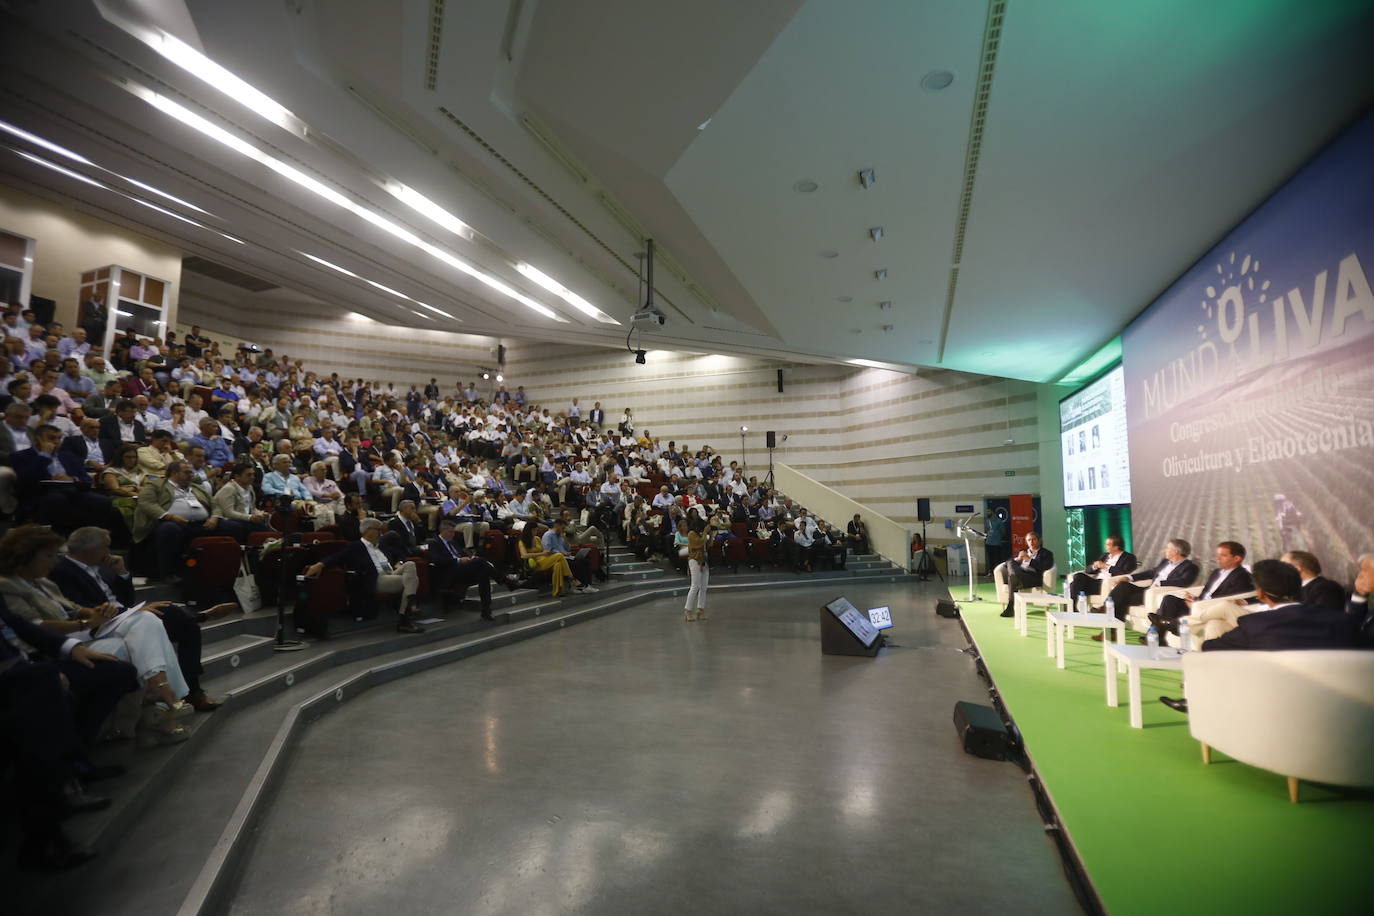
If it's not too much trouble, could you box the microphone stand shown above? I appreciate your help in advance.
[956,516,988,602]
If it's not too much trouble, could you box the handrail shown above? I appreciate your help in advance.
[773,463,911,571]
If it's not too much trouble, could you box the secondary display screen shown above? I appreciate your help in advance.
[1060,364,1132,507]
[867,606,893,630]
[826,597,880,648]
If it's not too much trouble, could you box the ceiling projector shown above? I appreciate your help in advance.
[631,307,666,328]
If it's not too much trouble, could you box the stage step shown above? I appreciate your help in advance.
[200,634,276,681]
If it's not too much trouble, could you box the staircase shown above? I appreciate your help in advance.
[3,542,906,915]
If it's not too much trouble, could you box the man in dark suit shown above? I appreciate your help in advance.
[0,597,136,869]
[12,424,122,535]
[97,398,146,460]
[1104,538,1200,622]
[588,401,605,428]
[999,531,1055,618]
[382,499,426,559]
[1159,561,1361,714]
[1069,535,1138,604]
[1348,553,1373,648]
[1281,550,1347,611]
[49,526,233,711]
[302,517,424,633]
[59,415,109,482]
[427,519,515,618]
[1150,541,1254,637]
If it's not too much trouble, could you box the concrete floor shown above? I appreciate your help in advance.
[226,581,1080,915]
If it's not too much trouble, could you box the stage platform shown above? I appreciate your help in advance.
[957,583,1368,915]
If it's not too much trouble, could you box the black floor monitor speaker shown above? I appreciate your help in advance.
[953,701,1012,761]
[935,599,960,618]
[765,430,776,449]
[917,497,931,522]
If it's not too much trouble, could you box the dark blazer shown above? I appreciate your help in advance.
[59,434,108,471]
[1130,558,1201,589]
[1010,547,1055,578]
[319,539,389,612]
[1301,576,1347,611]
[1088,551,1138,577]
[1348,596,1374,647]
[0,600,69,662]
[48,556,137,608]
[98,413,146,459]
[588,408,605,426]
[1202,603,1357,651]
[1196,566,1255,600]
[12,448,88,495]
[425,535,479,589]
[386,516,424,553]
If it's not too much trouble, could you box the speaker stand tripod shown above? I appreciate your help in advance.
[914,520,943,582]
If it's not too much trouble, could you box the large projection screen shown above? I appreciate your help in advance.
[1061,365,1132,507]
[1121,112,1374,580]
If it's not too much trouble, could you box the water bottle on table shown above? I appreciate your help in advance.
[1177,617,1191,652]
[1076,593,1088,614]
[1146,624,1159,657]
[1105,596,1115,620]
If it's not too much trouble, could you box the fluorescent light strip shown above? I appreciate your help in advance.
[1,118,213,215]
[517,263,621,324]
[138,28,296,130]
[298,250,459,321]
[386,184,472,238]
[11,146,243,244]
[141,91,566,322]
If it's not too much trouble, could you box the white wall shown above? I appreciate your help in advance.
[0,181,183,329]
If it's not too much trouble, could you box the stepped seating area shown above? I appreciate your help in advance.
[3,534,903,912]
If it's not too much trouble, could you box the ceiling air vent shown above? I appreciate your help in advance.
[182,256,278,292]
[426,0,445,90]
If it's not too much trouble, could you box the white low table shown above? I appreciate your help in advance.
[1046,611,1125,669]
[1014,592,1071,636]
[1104,643,1186,728]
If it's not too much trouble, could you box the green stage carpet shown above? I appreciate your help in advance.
[957,583,1368,915]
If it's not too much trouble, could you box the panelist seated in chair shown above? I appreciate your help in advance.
[1149,541,1253,638]
[1281,549,1347,611]
[1068,535,1137,604]
[1104,538,1200,621]
[427,519,518,619]
[998,532,1054,618]
[1159,559,1363,715]
[302,517,425,634]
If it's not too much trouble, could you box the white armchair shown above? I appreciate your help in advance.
[1125,585,1257,642]
[994,563,1057,605]
[1183,650,1374,801]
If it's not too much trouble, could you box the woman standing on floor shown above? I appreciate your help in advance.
[683,514,716,622]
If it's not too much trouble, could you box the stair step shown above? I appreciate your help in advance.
[201,634,276,681]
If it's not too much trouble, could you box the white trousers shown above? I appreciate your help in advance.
[88,611,189,698]
[685,558,709,611]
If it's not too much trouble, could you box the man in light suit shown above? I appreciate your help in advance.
[133,459,229,578]
[1068,535,1138,605]
[999,531,1055,618]
[1150,540,1253,637]
[1281,550,1347,611]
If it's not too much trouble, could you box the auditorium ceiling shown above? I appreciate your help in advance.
[1,0,1372,381]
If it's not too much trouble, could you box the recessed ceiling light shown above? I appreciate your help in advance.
[858,169,876,190]
[820,250,840,259]
[881,324,894,332]
[922,70,955,91]
[869,227,884,242]
[837,296,854,302]
[793,179,819,193]
[878,301,892,311]
[697,118,713,131]
[874,269,887,281]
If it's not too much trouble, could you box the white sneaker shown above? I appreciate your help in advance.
[583,584,600,593]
